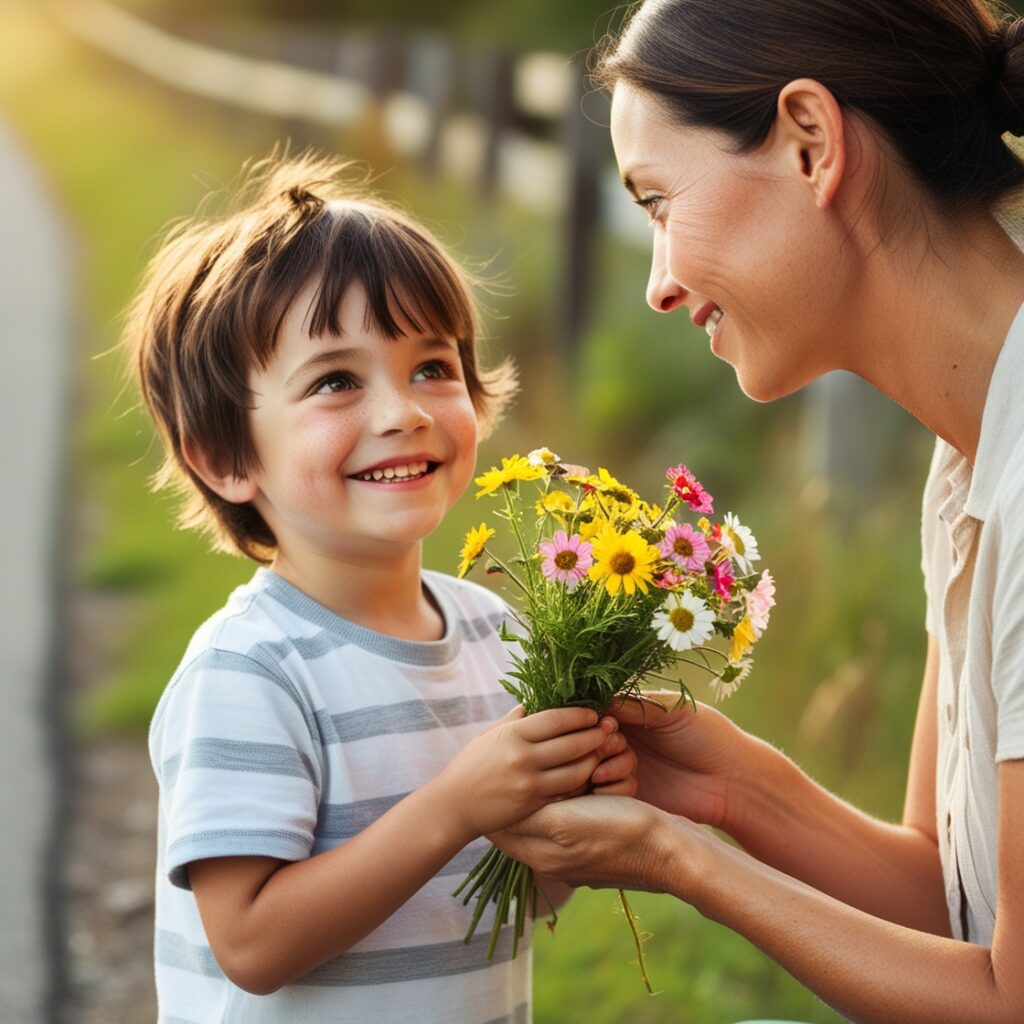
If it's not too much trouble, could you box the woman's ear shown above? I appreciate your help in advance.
[181,435,259,504]
[775,78,846,210]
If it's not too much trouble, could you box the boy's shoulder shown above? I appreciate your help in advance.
[177,568,299,664]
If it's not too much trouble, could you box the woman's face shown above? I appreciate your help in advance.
[610,81,853,401]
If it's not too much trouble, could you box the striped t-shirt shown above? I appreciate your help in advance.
[149,567,530,1023]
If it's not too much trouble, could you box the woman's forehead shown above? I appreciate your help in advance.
[611,82,681,171]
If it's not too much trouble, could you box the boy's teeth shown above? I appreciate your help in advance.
[705,308,723,337]
[356,461,430,482]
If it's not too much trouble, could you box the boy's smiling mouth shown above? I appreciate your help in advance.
[349,458,439,483]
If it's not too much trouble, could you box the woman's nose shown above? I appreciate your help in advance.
[646,236,687,313]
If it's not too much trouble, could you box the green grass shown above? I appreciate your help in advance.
[0,6,933,1021]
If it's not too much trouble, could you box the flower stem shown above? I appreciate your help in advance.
[618,889,654,994]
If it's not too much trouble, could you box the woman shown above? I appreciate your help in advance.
[495,2,1024,1021]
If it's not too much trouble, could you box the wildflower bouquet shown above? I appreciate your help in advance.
[454,449,775,983]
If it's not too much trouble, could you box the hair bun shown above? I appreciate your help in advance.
[991,19,1024,136]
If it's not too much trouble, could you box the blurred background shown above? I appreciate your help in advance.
[3,0,1002,1020]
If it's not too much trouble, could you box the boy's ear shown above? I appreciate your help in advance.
[181,435,259,504]
[775,78,846,210]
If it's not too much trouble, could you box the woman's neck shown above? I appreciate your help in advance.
[845,208,1024,464]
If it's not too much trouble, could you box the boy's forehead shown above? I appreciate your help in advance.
[286,275,458,345]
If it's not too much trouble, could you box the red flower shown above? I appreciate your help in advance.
[666,464,714,514]
[709,560,734,600]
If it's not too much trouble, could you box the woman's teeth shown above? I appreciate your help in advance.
[353,461,431,483]
[705,308,723,337]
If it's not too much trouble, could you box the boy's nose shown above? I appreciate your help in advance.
[371,392,433,435]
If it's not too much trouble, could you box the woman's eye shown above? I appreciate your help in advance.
[636,196,664,222]
[413,359,458,382]
[312,371,358,395]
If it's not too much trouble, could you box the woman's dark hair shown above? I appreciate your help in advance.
[594,0,1024,212]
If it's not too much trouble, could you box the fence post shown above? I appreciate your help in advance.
[405,33,456,178]
[560,61,604,362]
[477,49,516,199]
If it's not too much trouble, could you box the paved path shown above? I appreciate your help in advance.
[0,118,72,1023]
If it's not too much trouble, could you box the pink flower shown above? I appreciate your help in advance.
[539,531,593,590]
[666,464,714,514]
[654,569,686,590]
[709,559,734,600]
[746,570,776,637]
[658,523,711,571]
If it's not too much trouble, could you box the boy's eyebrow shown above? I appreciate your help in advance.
[285,337,458,385]
[285,347,365,386]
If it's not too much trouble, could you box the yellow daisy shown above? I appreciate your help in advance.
[535,490,576,522]
[729,616,757,663]
[593,467,640,508]
[458,522,495,578]
[587,525,660,596]
[475,455,546,498]
[578,516,609,542]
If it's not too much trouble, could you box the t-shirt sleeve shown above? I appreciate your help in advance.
[992,511,1024,763]
[151,648,322,889]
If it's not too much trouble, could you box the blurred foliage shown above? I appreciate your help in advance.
[122,0,627,51]
[0,2,940,1021]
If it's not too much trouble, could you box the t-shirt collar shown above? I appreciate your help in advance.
[963,300,1024,522]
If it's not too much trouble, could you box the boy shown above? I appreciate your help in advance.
[126,153,634,1022]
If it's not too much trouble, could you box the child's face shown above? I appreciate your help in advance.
[242,278,478,567]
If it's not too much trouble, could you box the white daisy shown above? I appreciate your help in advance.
[719,512,760,575]
[652,590,715,652]
[709,658,753,702]
[527,447,560,467]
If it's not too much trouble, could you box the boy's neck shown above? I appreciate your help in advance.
[269,544,446,642]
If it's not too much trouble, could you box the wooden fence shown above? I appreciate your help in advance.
[52,0,919,500]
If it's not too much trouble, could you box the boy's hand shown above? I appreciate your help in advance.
[435,705,616,842]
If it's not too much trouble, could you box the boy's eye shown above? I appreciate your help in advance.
[413,359,458,382]
[312,370,358,395]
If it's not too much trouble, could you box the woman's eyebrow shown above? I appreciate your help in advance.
[622,173,642,199]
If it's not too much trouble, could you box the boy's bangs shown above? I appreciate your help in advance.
[307,210,475,344]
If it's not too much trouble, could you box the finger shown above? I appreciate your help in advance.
[532,725,611,769]
[593,731,627,762]
[538,755,601,796]
[590,747,637,786]
[592,776,639,797]
[610,692,690,727]
[516,706,599,741]
[499,704,526,722]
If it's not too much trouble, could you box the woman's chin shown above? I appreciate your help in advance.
[734,361,825,404]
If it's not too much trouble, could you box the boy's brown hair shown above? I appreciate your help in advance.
[124,150,518,563]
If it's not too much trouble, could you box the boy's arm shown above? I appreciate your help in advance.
[189,706,614,994]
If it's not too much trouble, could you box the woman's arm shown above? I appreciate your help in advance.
[681,758,1024,1024]
[496,757,1024,1024]
[597,636,948,933]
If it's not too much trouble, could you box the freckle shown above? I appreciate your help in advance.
[952,363,958,370]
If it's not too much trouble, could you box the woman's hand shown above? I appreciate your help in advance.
[491,795,688,894]
[591,692,749,831]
